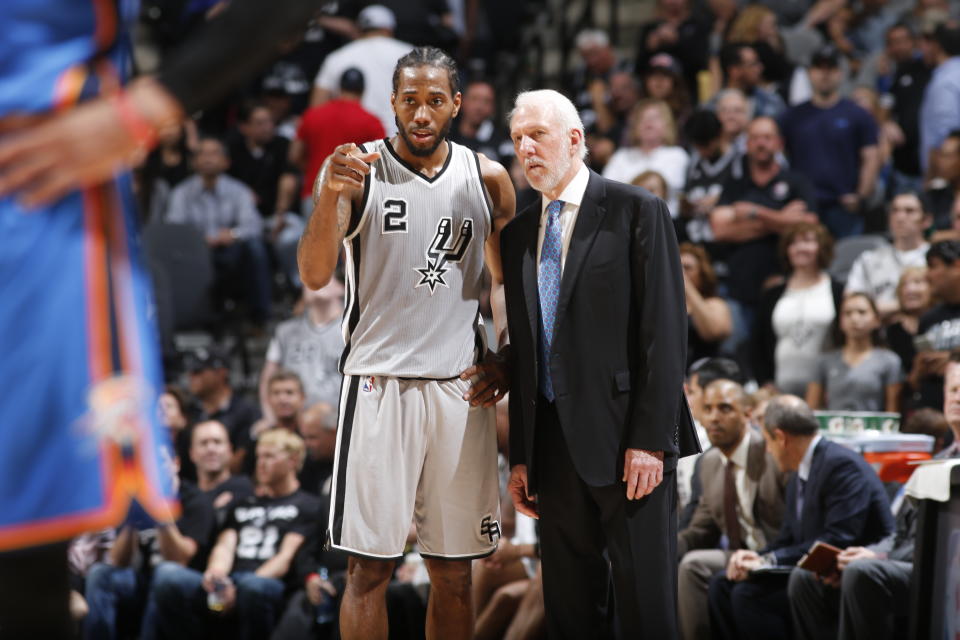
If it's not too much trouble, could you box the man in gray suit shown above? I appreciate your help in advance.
[678,379,787,640]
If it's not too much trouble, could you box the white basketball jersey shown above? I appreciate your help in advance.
[340,138,492,378]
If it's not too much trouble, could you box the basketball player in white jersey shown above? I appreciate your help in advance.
[298,47,516,640]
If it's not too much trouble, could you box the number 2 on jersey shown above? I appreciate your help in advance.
[382,199,408,233]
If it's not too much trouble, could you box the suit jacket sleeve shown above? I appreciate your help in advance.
[677,466,722,558]
[767,458,874,566]
[627,195,688,453]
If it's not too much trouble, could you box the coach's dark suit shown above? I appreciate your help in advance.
[501,169,701,638]
[707,437,895,640]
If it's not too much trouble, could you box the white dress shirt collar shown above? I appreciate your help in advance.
[540,163,590,213]
[725,430,751,470]
[798,434,823,482]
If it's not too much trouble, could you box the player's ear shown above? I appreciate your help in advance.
[451,91,462,118]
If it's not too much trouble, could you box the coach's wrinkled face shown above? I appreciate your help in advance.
[510,103,580,194]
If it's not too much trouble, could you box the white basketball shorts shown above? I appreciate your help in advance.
[327,374,501,559]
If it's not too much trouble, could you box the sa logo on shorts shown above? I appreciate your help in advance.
[361,376,376,393]
[480,515,501,543]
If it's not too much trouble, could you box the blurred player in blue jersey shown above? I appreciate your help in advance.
[0,1,322,637]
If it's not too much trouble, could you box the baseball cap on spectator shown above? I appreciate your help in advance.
[340,67,365,94]
[810,45,841,68]
[646,53,684,77]
[184,346,229,372]
[919,9,950,37]
[357,5,396,32]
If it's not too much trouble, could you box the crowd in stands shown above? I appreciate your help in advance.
[61,0,960,637]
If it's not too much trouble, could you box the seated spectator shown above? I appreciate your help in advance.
[806,292,902,412]
[707,395,895,640]
[788,355,960,640]
[925,131,960,228]
[292,67,386,216]
[723,5,793,94]
[642,53,693,130]
[84,465,215,640]
[680,242,733,365]
[584,70,641,170]
[189,420,254,521]
[149,429,321,640]
[451,78,513,167]
[778,45,882,239]
[901,407,950,454]
[139,120,197,222]
[253,370,307,439]
[681,109,744,245]
[159,385,194,482]
[844,192,932,318]
[907,240,960,410]
[569,29,633,132]
[885,266,933,385]
[930,192,960,242]
[710,116,816,345]
[715,88,752,152]
[165,137,272,327]
[185,346,261,474]
[259,275,345,416]
[67,529,116,630]
[714,43,787,118]
[753,222,843,395]
[632,169,669,200]
[297,402,338,496]
[678,378,787,640]
[602,98,690,215]
[636,0,710,97]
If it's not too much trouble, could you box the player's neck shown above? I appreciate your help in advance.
[390,136,450,178]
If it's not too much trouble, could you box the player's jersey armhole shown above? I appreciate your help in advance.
[344,141,376,240]
[471,150,495,236]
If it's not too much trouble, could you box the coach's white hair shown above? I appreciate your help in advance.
[510,89,588,160]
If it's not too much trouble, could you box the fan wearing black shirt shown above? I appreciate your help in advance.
[149,429,321,640]
[190,420,255,525]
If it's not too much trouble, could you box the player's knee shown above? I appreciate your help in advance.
[346,557,394,595]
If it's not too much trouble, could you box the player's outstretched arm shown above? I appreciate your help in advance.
[298,143,379,290]
[460,154,516,408]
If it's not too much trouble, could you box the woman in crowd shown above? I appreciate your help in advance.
[631,169,669,200]
[753,222,844,395]
[679,242,733,366]
[725,4,793,92]
[885,266,934,402]
[641,53,692,132]
[602,98,689,215]
[806,292,902,411]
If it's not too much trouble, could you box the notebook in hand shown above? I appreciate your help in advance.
[797,541,843,576]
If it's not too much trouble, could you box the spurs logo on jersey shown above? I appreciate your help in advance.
[415,218,475,293]
[340,138,492,379]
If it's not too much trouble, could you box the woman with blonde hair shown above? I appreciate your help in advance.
[602,98,689,215]
[886,265,934,379]
[679,243,733,365]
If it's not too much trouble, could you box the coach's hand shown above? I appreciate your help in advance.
[460,349,509,407]
[325,143,380,192]
[508,464,538,519]
[623,448,664,500]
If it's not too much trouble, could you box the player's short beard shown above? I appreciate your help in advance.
[396,115,453,158]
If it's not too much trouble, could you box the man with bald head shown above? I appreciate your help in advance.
[502,88,701,638]
[678,379,786,640]
[709,116,817,340]
[707,395,894,640]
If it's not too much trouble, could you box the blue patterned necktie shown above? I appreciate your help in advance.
[538,199,564,401]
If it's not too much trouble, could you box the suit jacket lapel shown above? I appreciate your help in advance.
[746,432,766,483]
[519,208,540,345]
[555,171,606,322]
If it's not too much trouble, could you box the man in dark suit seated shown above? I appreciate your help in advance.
[787,353,960,640]
[707,395,895,640]
[678,379,787,640]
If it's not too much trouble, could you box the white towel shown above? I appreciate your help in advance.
[904,459,960,502]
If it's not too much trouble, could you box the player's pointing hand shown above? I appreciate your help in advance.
[326,143,380,192]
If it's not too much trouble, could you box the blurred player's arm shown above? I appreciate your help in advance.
[298,144,379,289]
[0,0,324,206]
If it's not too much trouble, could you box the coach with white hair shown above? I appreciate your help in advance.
[501,89,701,638]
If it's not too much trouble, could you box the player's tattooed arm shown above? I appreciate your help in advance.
[460,153,516,407]
[297,143,379,289]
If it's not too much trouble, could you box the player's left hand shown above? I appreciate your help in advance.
[459,349,510,407]
[623,448,663,500]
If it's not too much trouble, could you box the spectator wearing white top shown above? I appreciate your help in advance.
[309,5,413,136]
[601,98,689,216]
[845,192,932,319]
